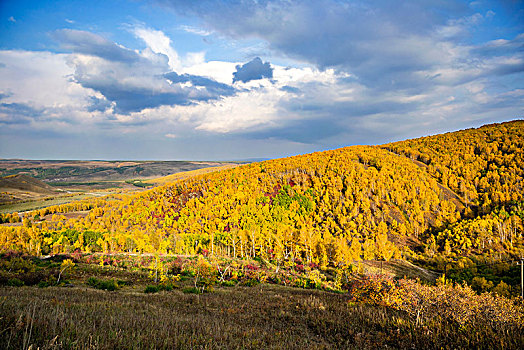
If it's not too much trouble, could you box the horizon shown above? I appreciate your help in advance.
[1,119,522,162]
[1,0,523,160]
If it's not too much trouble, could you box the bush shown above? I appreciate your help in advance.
[182,287,201,294]
[241,278,260,287]
[7,278,24,287]
[220,280,236,287]
[181,269,194,277]
[0,257,37,274]
[161,283,174,291]
[350,275,403,308]
[193,256,217,293]
[145,285,160,293]
[145,283,174,293]
[18,271,53,286]
[38,280,51,288]
[87,277,119,291]
[350,275,524,329]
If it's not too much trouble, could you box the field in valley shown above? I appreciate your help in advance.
[0,160,242,214]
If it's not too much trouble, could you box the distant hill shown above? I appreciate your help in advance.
[0,160,241,184]
[145,164,241,185]
[0,174,60,204]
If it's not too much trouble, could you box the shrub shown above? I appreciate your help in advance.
[492,280,511,297]
[241,278,260,287]
[38,280,51,288]
[7,278,24,287]
[350,275,524,329]
[349,275,403,308]
[145,285,160,293]
[182,287,201,294]
[87,277,119,291]
[0,257,36,274]
[17,270,53,286]
[220,280,236,287]
[181,269,194,277]
[161,283,174,291]
[245,264,259,271]
[194,256,217,293]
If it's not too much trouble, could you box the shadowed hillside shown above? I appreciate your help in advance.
[0,174,60,204]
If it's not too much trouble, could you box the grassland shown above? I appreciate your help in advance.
[0,193,101,214]
[0,254,522,350]
[2,281,522,349]
[144,163,241,185]
[0,159,240,214]
[0,160,239,184]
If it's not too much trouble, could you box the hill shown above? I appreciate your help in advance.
[145,163,241,185]
[0,174,60,204]
[1,120,523,293]
[0,159,239,187]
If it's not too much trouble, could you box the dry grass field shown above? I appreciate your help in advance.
[145,163,241,185]
[0,255,522,350]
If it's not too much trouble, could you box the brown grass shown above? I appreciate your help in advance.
[359,259,440,282]
[145,164,241,185]
[1,282,522,349]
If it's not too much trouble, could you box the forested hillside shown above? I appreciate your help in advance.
[1,121,523,289]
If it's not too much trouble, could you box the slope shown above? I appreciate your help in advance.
[145,163,241,185]
[0,174,60,204]
[1,121,523,285]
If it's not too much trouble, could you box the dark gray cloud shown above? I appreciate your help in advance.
[0,102,42,125]
[54,29,236,114]
[75,72,235,114]
[232,57,273,83]
[155,0,523,93]
[164,72,235,95]
[149,0,524,150]
[53,29,140,63]
[156,1,465,86]
[78,80,192,113]
[0,92,12,100]
[241,117,342,143]
[87,96,113,112]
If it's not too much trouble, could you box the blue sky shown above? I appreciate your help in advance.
[0,0,522,160]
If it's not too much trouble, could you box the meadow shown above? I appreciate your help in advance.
[0,253,523,349]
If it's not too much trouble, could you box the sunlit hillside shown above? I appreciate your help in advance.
[2,121,523,275]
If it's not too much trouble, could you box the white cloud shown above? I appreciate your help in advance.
[132,26,181,70]
[131,26,209,72]
[0,50,90,108]
[181,60,237,84]
[179,25,213,36]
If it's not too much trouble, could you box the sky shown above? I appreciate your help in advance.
[0,0,522,161]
